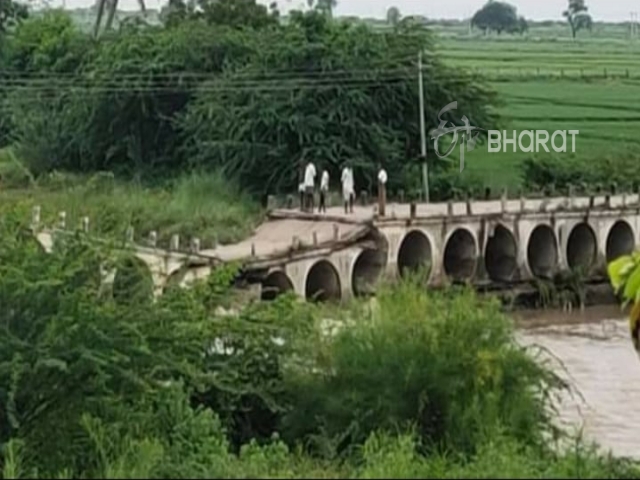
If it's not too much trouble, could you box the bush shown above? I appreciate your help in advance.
[521,154,640,194]
[281,282,565,457]
[0,210,637,478]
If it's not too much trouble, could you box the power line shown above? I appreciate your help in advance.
[0,56,430,80]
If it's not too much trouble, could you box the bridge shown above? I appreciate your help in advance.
[27,192,640,302]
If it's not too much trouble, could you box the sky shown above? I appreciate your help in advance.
[52,0,638,23]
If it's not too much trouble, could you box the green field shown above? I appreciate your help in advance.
[430,32,640,191]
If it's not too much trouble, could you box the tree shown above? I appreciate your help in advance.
[0,0,28,34]
[180,10,499,198]
[563,0,592,38]
[312,0,337,18]
[198,0,279,29]
[161,0,279,29]
[508,15,528,35]
[517,16,528,34]
[471,1,518,34]
[93,0,146,39]
[386,6,401,26]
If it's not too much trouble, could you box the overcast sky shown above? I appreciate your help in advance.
[52,0,638,22]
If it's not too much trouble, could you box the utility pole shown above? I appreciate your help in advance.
[418,51,429,203]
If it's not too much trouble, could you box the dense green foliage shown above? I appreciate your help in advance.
[471,1,520,34]
[0,4,498,200]
[0,213,638,477]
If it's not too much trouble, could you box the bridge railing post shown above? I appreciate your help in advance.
[58,211,66,229]
[31,205,41,230]
[191,237,201,254]
[567,184,574,209]
[410,202,417,219]
[170,234,180,251]
[148,231,158,248]
[126,226,134,243]
[81,216,89,233]
[500,188,507,213]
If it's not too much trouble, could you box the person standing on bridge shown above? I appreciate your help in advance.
[319,167,329,214]
[377,163,388,217]
[303,160,317,213]
[341,162,355,214]
[298,181,306,212]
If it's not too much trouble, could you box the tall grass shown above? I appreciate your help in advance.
[0,157,262,247]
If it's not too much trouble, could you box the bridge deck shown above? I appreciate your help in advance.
[200,218,371,263]
[270,193,640,223]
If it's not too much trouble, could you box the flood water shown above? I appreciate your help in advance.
[515,305,640,459]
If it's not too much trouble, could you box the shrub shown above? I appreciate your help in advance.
[282,282,565,457]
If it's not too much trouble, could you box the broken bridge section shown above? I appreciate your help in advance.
[26,192,640,303]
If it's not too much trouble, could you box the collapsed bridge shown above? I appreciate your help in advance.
[29,192,640,302]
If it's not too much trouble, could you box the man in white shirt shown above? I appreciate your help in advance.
[303,161,316,212]
[341,163,355,214]
[319,168,329,214]
[377,163,388,217]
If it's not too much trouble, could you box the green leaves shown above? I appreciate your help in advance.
[607,253,640,303]
[607,251,640,352]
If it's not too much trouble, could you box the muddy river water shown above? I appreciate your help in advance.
[515,305,640,459]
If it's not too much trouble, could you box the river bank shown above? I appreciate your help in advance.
[483,280,619,313]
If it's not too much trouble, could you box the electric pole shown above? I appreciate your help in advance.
[418,51,429,203]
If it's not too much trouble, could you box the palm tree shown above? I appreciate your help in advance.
[93,0,147,39]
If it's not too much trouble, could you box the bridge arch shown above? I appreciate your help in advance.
[164,262,216,294]
[484,224,517,282]
[444,227,478,282]
[164,264,189,293]
[527,224,558,279]
[305,260,342,302]
[567,222,598,271]
[112,255,154,304]
[261,270,294,301]
[396,229,433,281]
[606,220,635,262]
[351,247,387,297]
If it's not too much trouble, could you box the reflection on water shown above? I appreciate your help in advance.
[516,306,640,459]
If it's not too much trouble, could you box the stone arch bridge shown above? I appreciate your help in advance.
[28,193,640,302]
